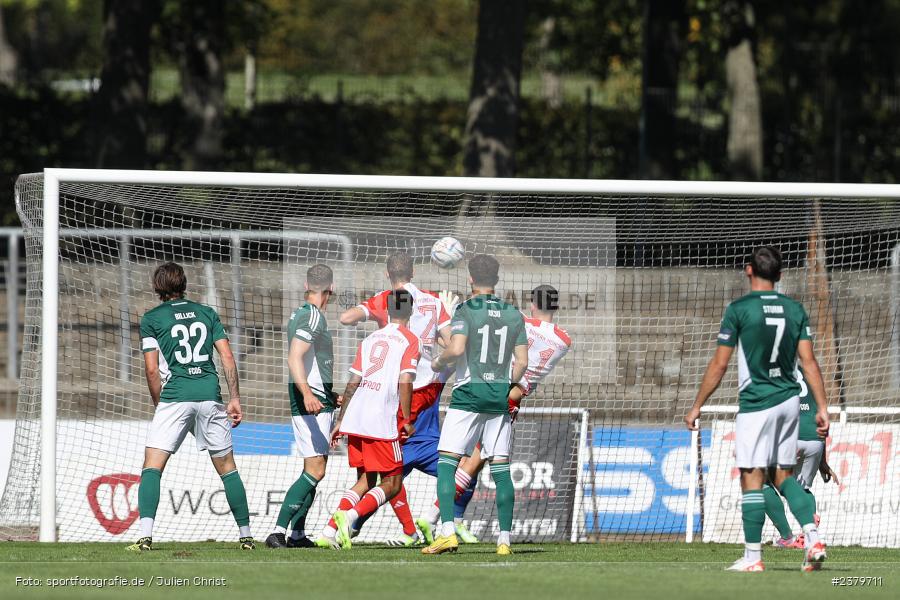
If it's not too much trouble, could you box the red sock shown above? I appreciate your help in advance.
[327,490,360,530]
[350,487,387,521]
[390,485,417,536]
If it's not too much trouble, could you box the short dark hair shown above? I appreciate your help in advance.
[386,252,413,283]
[306,264,334,292]
[468,254,500,287]
[153,262,187,300]
[387,289,413,320]
[749,246,782,282]
[531,284,560,312]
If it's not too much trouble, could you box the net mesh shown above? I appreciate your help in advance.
[2,173,899,546]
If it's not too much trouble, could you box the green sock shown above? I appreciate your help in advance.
[221,470,251,528]
[762,484,793,538]
[290,487,316,534]
[741,490,766,544]
[437,454,461,525]
[276,471,319,529]
[138,468,161,520]
[805,488,817,514]
[779,477,815,527]
[490,462,514,533]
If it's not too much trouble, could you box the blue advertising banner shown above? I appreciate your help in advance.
[582,427,709,535]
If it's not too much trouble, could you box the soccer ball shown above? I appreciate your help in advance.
[431,236,465,269]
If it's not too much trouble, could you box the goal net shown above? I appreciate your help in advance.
[2,171,899,547]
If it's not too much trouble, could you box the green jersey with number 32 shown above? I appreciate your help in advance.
[717,290,811,413]
[140,298,228,403]
[449,294,527,414]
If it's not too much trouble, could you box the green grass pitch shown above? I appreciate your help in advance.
[1,542,897,599]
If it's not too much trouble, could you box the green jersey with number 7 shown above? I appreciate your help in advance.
[140,298,228,403]
[716,290,812,413]
[449,293,528,414]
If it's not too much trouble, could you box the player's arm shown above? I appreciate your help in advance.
[684,345,734,430]
[510,343,529,383]
[339,306,367,326]
[331,372,361,445]
[288,337,324,415]
[398,372,415,439]
[507,383,525,422]
[797,339,830,438]
[143,351,162,407]
[214,338,243,428]
[432,333,466,371]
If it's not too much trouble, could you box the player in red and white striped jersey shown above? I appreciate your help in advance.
[339,252,452,544]
[317,290,421,549]
[417,284,572,543]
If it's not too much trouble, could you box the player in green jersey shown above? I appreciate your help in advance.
[764,365,840,549]
[422,254,529,556]
[128,263,254,552]
[266,264,338,549]
[684,246,830,572]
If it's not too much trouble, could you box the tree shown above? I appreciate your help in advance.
[462,0,527,178]
[93,0,160,168]
[173,0,226,170]
[0,4,17,87]
[723,0,762,179]
[639,0,686,179]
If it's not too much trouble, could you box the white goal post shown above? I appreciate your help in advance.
[17,168,900,543]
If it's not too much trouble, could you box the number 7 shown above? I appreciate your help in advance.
[765,317,785,362]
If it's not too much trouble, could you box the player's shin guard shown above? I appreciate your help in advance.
[221,470,252,537]
[762,484,793,539]
[742,490,766,545]
[390,485,417,536]
[491,462,514,534]
[437,455,461,531]
[138,467,162,538]
[276,471,319,530]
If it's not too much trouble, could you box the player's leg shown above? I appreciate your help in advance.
[796,440,824,522]
[338,441,405,549]
[198,401,254,549]
[726,407,767,571]
[770,397,825,571]
[423,409,481,554]
[318,466,367,548]
[128,401,190,552]
[270,413,331,548]
[764,481,802,548]
[287,486,316,547]
[453,448,485,543]
[210,451,254,549]
[482,413,514,555]
[331,469,377,549]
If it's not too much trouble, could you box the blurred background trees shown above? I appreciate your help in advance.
[0,0,898,223]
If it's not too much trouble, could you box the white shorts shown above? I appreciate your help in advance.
[146,400,233,456]
[734,396,799,469]
[292,412,335,458]
[795,439,825,489]
[438,408,511,461]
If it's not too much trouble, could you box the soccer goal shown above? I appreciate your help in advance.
[2,169,899,547]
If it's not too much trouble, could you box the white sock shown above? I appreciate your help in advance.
[441,521,456,537]
[802,524,820,546]
[744,542,762,562]
[289,529,303,540]
[239,525,252,538]
[140,517,154,538]
[346,509,360,524]
[425,502,441,524]
[273,525,286,536]
[322,525,337,538]
[498,531,510,546]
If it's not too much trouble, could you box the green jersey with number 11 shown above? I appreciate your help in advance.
[717,290,811,413]
[449,294,527,414]
[140,298,228,403]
